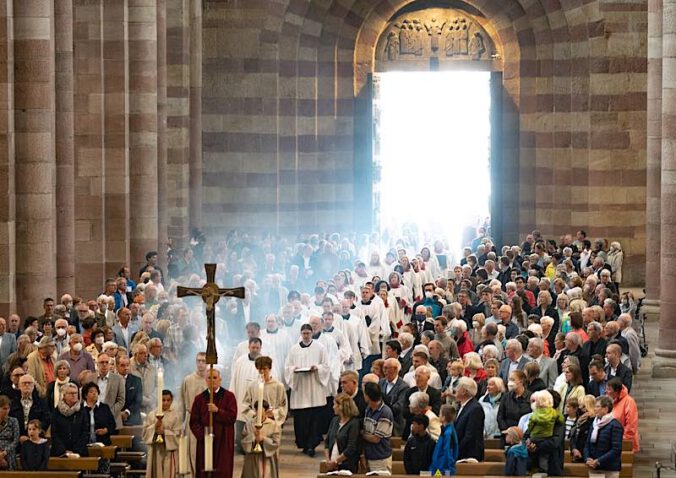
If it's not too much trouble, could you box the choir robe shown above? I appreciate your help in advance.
[388,285,412,331]
[284,340,331,451]
[240,417,281,478]
[143,404,182,478]
[281,317,303,344]
[322,326,352,371]
[315,333,340,396]
[284,340,330,410]
[229,355,261,422]
[259,328,292,383]
[242,379,288,429]
[403,270,423,302]
[181,372,207,478]
[189,387,237,478]
[355,296,390,355]
[340,312,370,372]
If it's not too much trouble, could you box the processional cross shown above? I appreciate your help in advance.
[177,263,245,472]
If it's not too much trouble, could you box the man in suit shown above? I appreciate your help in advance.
[339,370,366,416]
[497,256,512,286]
[499,339,531,383]
[454,376,485,460]
[605,343,632,392]
[587,359,609,397]
[410,305,435,339]
[113,307,138,350]
[84,353,126,428]
[0,317,17,366]
[402,367,441,439]
[526,337,557,388]
[380,358,409,437]
[397,332,415,377]
[116,355,143,425]
[563,332,591,384]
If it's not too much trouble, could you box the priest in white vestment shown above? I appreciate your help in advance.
[232,322,262,363]
[338,299,370,372]
[321,312,351,370]
[284,324,330,457]
[259,314,291,383]
[230,337,262,454]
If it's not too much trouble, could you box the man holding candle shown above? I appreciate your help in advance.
[190,368,237,478]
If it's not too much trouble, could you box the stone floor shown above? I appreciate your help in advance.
[234,302,676,478]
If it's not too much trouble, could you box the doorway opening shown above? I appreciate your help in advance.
[372,70,493,258]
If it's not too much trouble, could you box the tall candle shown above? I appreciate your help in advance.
[156,368,164,414]
[204,431,213,471]
[178,434,189,474]
[256,380,264,426]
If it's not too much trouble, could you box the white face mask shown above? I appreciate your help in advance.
[100,304,108,312]
[72,343,83,352]
[531,402,537,412]
[507,380,517,392]
[95,337,104,345]
[425,291,433,299]
[472,321,479,329]
[56,328,67,337]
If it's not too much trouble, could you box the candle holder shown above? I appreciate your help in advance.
[252,425,263,453]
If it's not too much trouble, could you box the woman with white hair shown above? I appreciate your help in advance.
[607,241,623,292]
[479,377,505,438]
[481,344,499,362]
[463,352,487,397]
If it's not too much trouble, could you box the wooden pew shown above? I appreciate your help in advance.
[110,435,134,450]
[484,437,633,452]
[47,457,101,471]
[87,445,118,460]
[390,460,633,477]
[118,426,143,439]
[390,436,402,449]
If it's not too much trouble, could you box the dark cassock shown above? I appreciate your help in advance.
[190,381,237,478]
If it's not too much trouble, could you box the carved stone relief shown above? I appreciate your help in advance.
[377,7,497,65]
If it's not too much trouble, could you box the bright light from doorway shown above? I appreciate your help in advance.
[375,70,492,257]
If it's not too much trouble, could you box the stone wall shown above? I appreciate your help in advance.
[201,0,648,285]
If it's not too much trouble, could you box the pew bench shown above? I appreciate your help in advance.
[3,473,80,478]
[110,435,134,450]
[390,460,633,477]
[391,447,634,464]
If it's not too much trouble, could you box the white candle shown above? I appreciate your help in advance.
[178,434,189,474]
[256,380,264,427]
[156,368,164,414]
[204,431,213,471]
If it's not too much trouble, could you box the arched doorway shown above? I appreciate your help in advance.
[353,1,508,251]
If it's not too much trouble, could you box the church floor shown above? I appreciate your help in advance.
[233,308,676,478]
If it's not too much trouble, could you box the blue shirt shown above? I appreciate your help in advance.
[363,402,393,460]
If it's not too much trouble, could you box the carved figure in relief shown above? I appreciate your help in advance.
[425,18,446,52]
[469,32,486,60]
[445,17,470,56]
[385,31,400,60]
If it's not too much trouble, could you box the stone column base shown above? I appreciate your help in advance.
[642,300,660,322]
[652,349,676,378]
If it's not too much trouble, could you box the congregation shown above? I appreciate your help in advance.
[0,226,641,478]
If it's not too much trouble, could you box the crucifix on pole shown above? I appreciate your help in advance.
[177,263,244,472]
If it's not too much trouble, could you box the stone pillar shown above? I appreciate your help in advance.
[0,0,15,316]
[157,0,168,264]
[103,0,130,278]
[13,0,57,316]
[189,0,202,231]
[129,0,158,274]
[645,0,662,311]
[654,0,676,377]
[55,0,75,295]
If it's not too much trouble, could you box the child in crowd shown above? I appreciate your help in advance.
[564,397,579,440]
[403,415,436,475]
[441,360,464,404]
[504,426,528,476]
[526,390,564,471]
[19,419,49,471]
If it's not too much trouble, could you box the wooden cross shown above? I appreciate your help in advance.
[176,263,245,365]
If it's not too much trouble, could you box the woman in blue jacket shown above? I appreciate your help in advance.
[430,404,459,475]
[583,395,624,478]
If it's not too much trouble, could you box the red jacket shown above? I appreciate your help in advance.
[457,331,474,358]
[612,385,640,452]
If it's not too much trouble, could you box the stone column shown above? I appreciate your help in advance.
[13,0,57,316]
[189,0,202,231]
[55,0,75,295]
[645,0,662,311]
[0,0,15,316]
[103,0,130,278]
[654,0,676,377]
[157,0,168,264]
[129,0,158,274]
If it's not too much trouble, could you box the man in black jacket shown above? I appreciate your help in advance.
[586,359,609,397]
[563,332,590,384]
[397,332,415,378]
[9,373,51,437]
[403,415,436,474]
[604,343,632,392]
[117,355,143,425]
[583,321,607,360]
[453,376,484,461]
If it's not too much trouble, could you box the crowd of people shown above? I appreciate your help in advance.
[0,226,640,478]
